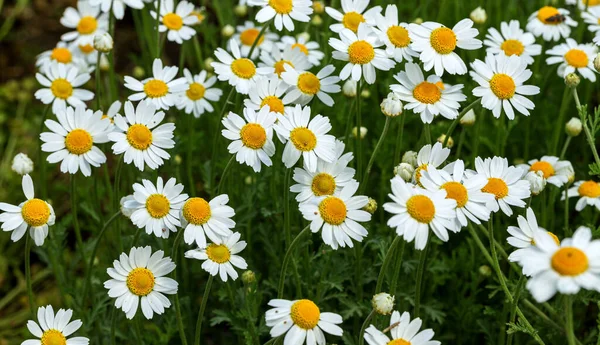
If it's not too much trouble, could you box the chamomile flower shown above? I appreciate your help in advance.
[507,207,560,265]
[518,156,572,188]
[101,100,122,125]
[473,156,531,217]
[582,7,600,37]
[390,62,466,124]
[483,20,541,65]
[124,58,187,110]
[277,35,325,66]
[36,41,85,70]
[373,5,418,63]
[567,0,600,9]
[526,6,577,42]
[71,41,100,68]
[244,77,293,116]
[124,177,188,239]
[413,142,451,186]
[185,232,248,282]
[384,176,457,250]
[108,100,176,171]
[249,0,313,31]
[259,45,311,78]
[180,194,236,248]
[275,105,337,172]
[35,61,94,115]
[470,53,539,120]
[221,106,277,173]
[281,64,341,107]
[231,21,278,59]
[40,106,112,176]
[212,40,271,95]
[325,0,381,34]
[329,23,395,84]
[0,175,55,246]
[89,0,145,20]
[546,39,598,82]
[60,1,108,47]
[409,19,482,76]
[177,69,222,118]
[562,180,600,211]
[265,299,343,344]
[23,305,89,345]
[104,246,178,319]
[364,311,440,345]
[300,180,370,249]
[152,0,199,44]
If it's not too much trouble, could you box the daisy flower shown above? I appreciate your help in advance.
[325,0,381,34]
[40,106,112,176]
[152,0,198,44]
[212,40,271,95]
[71,41,100,68]
[184,232,248,282]
[244,77,293,116]
[35,61,94,115]
[373,5,418,63]
[60,1,108,47]
[101,100,122,125]
[409,19,482,76]
[221,106,277,173]
[473,156,531,217]
[526,6,577,42]
[390,62,466,124]
[470,53,539,120]
[104,246,178,319]
[35,41,85,70]
[567,0,600,9]
[507,207,560,265]
[108,100,175,171]
[518,156,572,188]
[124,58,187,110]
[299,180,371,250]
[176,69,222,118]
[281,64,341,107]
[413,142,451,186]
[364,311,440,345]
[483,20,541,65]
[519,226,600,302]
[89,0,145,20]
[275,104,337,172]
[265,298,343,344]
[277,35,325,66]
[23,305,89,345]
[582,7,600,38]
[249,0,313,31]
[562,180,600,211]
[259,45,311,78]
[180,194,236,248]
[124,177,188,239]
[546,39,598,82]
[231,21,278,59]
[0,175,55,246]
[329,23,395,84]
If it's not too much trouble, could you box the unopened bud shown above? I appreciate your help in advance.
[565,117,582,137]
[313,1,325,13]
[565,73,580,88]
[234,5,247,17]
[352,126,367,139]
[437,134,454,148]
[204,57,215,72]
[132,66,145,79]
[360,89,370,99]
[380,92,403,117]
[311,14,323,26]
[394,163,414,182]
[174,154,182,165]
[242,270,255,284]
[470,6,487,24]
[414,17,423,24]
[120,195,135,218]
[460,109,476,126]
[372,293,395,315]
[12,153,34,175]
[556,161,575,184]
[524,170,546,196]
[222,24,235,38]
[479,265,492,277]
[363,198,377,214]
[342,80,357,97]
[594,53,600,73]
[401,151,418,167]
[93,32,113,53]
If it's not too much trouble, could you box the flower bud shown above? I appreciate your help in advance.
[401,151,418,167]
[11,153,33,175]
[362,198,377,214]
[120,195,135,218]
[380,92,403,117]
[479,265,492,277]
[372,293,395,315]
[204,57,215,72]
[460,109,476,126]
[470,6,487,24]
[94,32,113,53]
[132,66,145,79]
[174,154,182,165]
[556,161,575,184]
[221,24,235,38]
[524,170,546,196]
[351,126,367,139]
[565,73,580,88]
[565,117,582,137]
[342,80,357,97]
[394,163,414,182]
[234,5,247,17]
[311,14,323,26]
[360,89,371,99]
[313,1,325,13]
[242,270,256,284]
[413,17,423,24]
[437,134,454,148]
[244,175,256,185]
[594,53,600,73]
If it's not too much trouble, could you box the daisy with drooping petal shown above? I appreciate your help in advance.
[244,77,293,117]
[152,0,199,44]
[36,41,86,70]
[249,0,313,31]
[364,311,440,345]
[23,305,89,345]
[329,23,395,84]
[40,106,112,176]
[60,1,108,47]
[108,100,175,171]
[212,40,271,95]
[582,7,600,39]
[409,19,482,76]
[526,6,577,42]
[277,35,325,66]
[180,194,236,248]
[470,53,539,120]
[546,39,598,82]
[89,0,145,20]
[124,58,187,110]
[507,207,560,265]
[221,106,277,173]
[104,246,178,319]
[518,156,572,188]
[373,5,418,63]
[259,45,311,78]
[281,64,341,107]
[177,69,222,118]
[185,232,247,282]
[35,61,94,115]
[325,0,381,34]
[299,181,370,250]
[391,62,466,124]
[483,20,541,65]
[265,298,343,344]
[562,180,600,211]
[0,175,55,246]
[231,21,278,59]
[413,142,451,186]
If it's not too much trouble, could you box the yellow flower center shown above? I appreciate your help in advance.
[144,79,169,98]
[269,0,293,13]
[231,58,256,79]
[206,243,231,264]
[191,11,205,23]
[240,28,265,46]
[77,16,98,34]
[41,329,67,345]
[145,194,170,218]
[21,199,51,227]
[50,78,73,100]
[311,173,336,196]
[564,49,588,68]
[126,267,155,296]
[290,127,317,151]
[551,247,588,276]
[260,95,285,113]
[79,44,95,54]
[529,161,555,179]
[163,13,183,30]
[441,181,468,208]
[482,177,509,199]
[537,6,560,25]
[578,181,600,197]
[387,340,411,345]
[292,43,309,55]
[297,72,321,95]
[65,129,93,155]
[342,11,365,33]
[318,196,347,225]
[406,195,435,223]
[584,0,600,5]
[430,27,457,55]
[186,82,206,101]
[500,39,525,56]
[182,197,211,225]
[413,82,441,104]
[414,164,428,186]
[126,124,153,150]
[435,81,445,90]
[50,47,72,64]
[290,299,321,329]
[489,73,516,100]
[348,40,375,65]
[274,60,293,77]
[387,25,411,48]
[240,123,267,149]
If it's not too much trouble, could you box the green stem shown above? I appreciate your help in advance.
[283,168,292,247]
[25,235,35,316]
[70,175,85,262]
[506,275,526,345]
[194,275,214,345]
[356,81,363,181]
[358,309,376,345]
[38,105,50,199]
[155,0,162,58]
[573,88,600,166]
[171,230,189,345]
[374,236,401,294]
[424,123,431,145]
[361,116,391,193]
[95,53,102,109]
[566,296,577,345]
[559,136,572,160]
[277,225,310,298]
[216,156,235,195]
[393,113,406,165]
[110,307,117,345]
[414,238,430,318]
[564,185,570,237]
[247,19,273,59]
[186,113,196,197]
[443,98,481,147]
[113,157,124,252]
[390,240,406,297]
